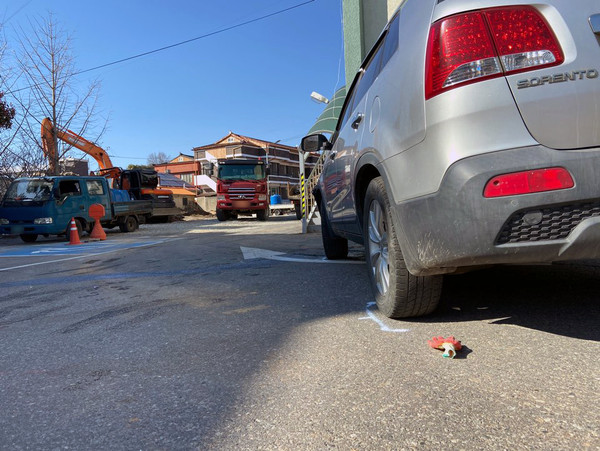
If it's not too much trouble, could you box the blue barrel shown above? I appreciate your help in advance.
[270,194,282,205]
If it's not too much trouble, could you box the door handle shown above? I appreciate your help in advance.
[351,113,364,130]
[79,205,85,210]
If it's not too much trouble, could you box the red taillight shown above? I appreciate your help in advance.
[483,167,574,198]
[426,6,564,99]
[485,7,564,74]
[426,12,502,99]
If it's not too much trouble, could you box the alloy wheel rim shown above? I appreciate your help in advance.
[368,199,389,295]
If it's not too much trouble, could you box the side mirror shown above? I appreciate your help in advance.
[300,134,331,153]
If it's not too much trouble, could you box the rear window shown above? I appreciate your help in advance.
[86,180,105,195]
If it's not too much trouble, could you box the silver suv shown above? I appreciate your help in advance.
[302,1,600,318]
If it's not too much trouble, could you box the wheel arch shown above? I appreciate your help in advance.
[354,156,382,231]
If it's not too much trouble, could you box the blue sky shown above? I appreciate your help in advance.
[3,0,345,169]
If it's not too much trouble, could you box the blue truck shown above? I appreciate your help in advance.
[0,175,153,243]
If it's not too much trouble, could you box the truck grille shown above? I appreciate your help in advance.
[496,201,600,244]
[229,187,255,200]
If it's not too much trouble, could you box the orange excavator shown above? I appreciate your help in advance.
[41,118,179,218]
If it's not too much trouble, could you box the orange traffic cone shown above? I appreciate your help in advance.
[68,217,82,245]
[89,217,106,241]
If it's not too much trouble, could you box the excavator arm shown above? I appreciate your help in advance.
[41,117,115,171]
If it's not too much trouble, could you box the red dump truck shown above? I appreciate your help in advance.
[215,159,269,221]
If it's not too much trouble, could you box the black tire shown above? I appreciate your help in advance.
[119,215,138,233]
[216,209,228,222]
[65,218,83,241]
[363,177,442,318]
[257,209,269,221]
[319,200,348,260]
[20,234,38,243]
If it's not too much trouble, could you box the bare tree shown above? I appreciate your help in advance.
[0,92,15,129]
[147,152,171,166]
[0,30,26,196]
[11,13,105,175]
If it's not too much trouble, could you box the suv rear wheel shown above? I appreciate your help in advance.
[363,177,442,318]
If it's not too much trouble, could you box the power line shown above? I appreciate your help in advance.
[77,0,315,76]
[5,0,315,95]
[2,0,33,24]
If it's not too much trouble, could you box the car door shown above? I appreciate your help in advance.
[55,179,85,231]
[332,34,387,229]
[321,76,360,218]
[84,179,111,221]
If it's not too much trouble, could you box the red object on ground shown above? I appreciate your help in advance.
[428,336,462,351]
[428,336,462,358]
[67,217,82,245]
[88,203,106,241]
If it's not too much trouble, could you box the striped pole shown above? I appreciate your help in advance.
[301,172,306,219]
[299,146,307,234]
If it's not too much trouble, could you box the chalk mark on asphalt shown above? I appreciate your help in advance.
[359,302,410,333]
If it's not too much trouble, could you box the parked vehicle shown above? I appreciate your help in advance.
[41,118,180,220]
[0,176,152,242]
[215,159,269,221]
[303,1,600,318]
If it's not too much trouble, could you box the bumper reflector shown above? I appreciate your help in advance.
[484,167,574,198]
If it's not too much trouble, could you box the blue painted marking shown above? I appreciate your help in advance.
[0,240,167,258]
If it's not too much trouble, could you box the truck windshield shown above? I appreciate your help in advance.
[218,164,265,181]
[3,179,53,203]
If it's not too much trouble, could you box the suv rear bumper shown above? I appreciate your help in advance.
[391,145,600,275]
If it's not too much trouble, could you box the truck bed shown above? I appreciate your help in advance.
[112,200,153,217]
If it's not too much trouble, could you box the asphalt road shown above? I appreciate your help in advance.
[0,215,598,450]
